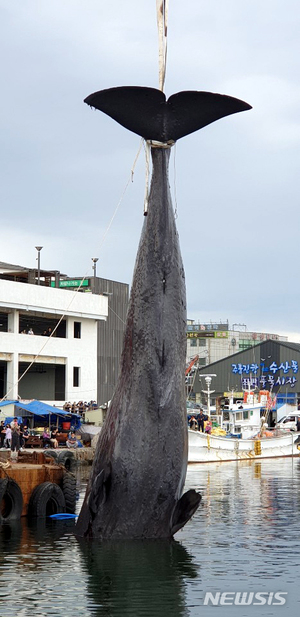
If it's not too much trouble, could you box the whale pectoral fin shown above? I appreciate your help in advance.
[88,462,112,516]
[170,489,201,536]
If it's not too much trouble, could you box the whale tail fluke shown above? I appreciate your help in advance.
[84,86,251,142]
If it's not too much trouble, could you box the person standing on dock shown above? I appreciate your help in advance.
[4,424,11,448]
[0,421,5,448]
[198,409,207,432]
[11,418,21,455]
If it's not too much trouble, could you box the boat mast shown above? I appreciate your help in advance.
[199,374,216,418]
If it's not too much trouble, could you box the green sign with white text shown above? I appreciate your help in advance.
[50,279,89,288]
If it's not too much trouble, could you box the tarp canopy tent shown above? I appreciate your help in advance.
[0,400,81,428]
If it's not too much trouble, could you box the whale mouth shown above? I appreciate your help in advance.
[84,86,252,142]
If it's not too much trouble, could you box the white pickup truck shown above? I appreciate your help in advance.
[276,413,300,431]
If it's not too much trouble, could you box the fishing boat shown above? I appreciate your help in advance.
[187,386,300,462]
[188,428,300,462]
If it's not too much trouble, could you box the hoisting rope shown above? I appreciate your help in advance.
[156,0,169,93]
[97,137,143,245]
[0,142,145,404]
[143,140,151,215]
[144,1,170,215]
[0,274,89,403]
[0,10,172,402]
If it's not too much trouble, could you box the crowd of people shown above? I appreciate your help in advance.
[41,427,59,449]
[0,419,81,452]
[0,418,30,452]
[20,326,53,336]
[42,427,80,449]
[63,400,98,414]
[188,409,212,434]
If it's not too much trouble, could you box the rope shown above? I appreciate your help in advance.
[142,3,172,213]
[1,273,90,402]
[144,140,151,215]
[108,304,126,327]
[0,460,11,470]
[0,141,145,402]
[98,138,143,244]
[156,0,169,92]
[173,142,178,219]
[147,140,175,148]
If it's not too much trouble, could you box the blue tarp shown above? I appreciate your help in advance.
[4,416,23,426]
[0,399,80,418]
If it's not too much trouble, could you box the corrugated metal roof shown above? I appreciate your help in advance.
[0,261,29,274]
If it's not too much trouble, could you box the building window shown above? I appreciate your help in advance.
[198,339,206,347]
[74,322,81,339]
[73,367,80,387]
[190,339,197,347]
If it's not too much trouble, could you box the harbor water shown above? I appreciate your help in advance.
[1,457,300,616]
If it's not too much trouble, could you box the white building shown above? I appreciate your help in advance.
[0,271,108,405]
[186,320,288,367]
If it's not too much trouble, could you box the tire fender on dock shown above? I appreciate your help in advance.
[62,471,77,513]
[28,482,66,518]
[43,450,58,461]
[0,478,23,523]
[57,450,76,471]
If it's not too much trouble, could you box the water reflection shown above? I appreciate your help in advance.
[1,459,300,616]
[78,539,198,617]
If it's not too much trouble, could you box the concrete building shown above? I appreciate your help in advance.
[92,276,129,405]
[0,261,128,406]
[186,319,288,366]
[49,272,129,404]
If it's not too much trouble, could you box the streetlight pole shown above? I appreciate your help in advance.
[199,374,216,418]
[92,258,99,293]
[35,246,43,285]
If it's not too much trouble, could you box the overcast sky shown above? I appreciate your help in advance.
[1,1,300,340]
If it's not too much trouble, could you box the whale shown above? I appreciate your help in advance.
[76,86,251,539]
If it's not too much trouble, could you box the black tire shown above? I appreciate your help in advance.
[57,450,76,471]
[0,478,23,523]
[62,472,77,513]
[28,482,66,518]
[43,449,58,461]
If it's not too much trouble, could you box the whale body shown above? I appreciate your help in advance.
[76,87,251,539]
